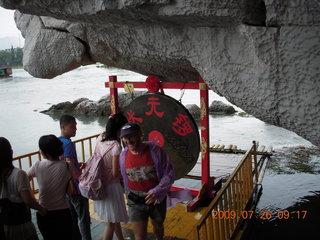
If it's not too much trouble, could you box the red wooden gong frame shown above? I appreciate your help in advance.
[105,75,215,211]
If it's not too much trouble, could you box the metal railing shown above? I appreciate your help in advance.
[13,134,259,240]
[12,134,100,192]
[194,141,258,240]
[74,134,99,163]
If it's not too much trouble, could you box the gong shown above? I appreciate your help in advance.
[124,93,200,179]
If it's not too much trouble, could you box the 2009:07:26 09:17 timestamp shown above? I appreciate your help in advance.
[212,210,308,220]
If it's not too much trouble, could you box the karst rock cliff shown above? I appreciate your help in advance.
[1,0,319,146]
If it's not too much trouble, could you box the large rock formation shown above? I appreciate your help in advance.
[41,91,146,116]
[1,0,319,146]
[209,101,236,115]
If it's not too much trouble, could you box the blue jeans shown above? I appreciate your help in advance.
[69,195,92,240]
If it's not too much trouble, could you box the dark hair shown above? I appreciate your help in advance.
[60,114,76,126]
[102,113,128,141]
[0,137,14,189]
[39,135,64,158]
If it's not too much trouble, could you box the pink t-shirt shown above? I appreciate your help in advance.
[28,160,70,210]
[94,134,121,184]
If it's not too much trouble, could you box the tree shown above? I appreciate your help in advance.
[0,47,23,67]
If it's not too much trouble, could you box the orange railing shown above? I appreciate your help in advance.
[194,141,259,240]
[13,134,99,192]
[13,134,260,240]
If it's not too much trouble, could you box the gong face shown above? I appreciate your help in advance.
[124,93,200,179]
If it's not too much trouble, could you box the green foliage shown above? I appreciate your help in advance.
[237,112,250,117]
[0,46,23,67]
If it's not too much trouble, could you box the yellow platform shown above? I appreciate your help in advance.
[89,199,207,240]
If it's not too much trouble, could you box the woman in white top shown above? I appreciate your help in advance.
[0,137,46,240]
[93,113,129,240]
[28,135,75,240]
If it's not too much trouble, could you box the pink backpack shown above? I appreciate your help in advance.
[78,142,115,200]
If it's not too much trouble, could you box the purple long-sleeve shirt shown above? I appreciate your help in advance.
[120,141,175,204]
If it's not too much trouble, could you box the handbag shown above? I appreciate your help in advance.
[65,162,78,197]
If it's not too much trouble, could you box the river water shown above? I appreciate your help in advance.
[0,65,319,239]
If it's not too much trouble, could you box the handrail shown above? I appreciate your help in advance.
[73,134,100,162]
[194,141,258,240]
[12,134,100,193]
[13,133,259,240]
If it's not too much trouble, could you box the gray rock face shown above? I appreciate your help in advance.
[1,0,319,146]
[209,101,236,115]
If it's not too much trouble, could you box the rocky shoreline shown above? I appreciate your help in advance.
[41,92,237,119]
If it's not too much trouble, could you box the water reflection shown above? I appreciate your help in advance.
[77,116,108,127]
[247,147,320,240]
[268,147,320,174]
[49,114,108,127]
[249,192,320,239]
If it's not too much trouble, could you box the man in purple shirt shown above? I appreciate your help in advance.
[120,123,175,240]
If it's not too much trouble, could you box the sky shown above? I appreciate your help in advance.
[0,6,24,49]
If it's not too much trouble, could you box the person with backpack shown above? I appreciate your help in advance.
[92,113,129,240]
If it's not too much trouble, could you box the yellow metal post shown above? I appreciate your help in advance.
[253,141,259,184]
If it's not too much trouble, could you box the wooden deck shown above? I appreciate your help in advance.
[32,151,264,240]
[174,152,245,191]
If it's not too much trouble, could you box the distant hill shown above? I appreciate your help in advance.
[0,36,24,50]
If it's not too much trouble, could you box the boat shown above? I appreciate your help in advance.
[0,67,12,77]
[13,75,271,239]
